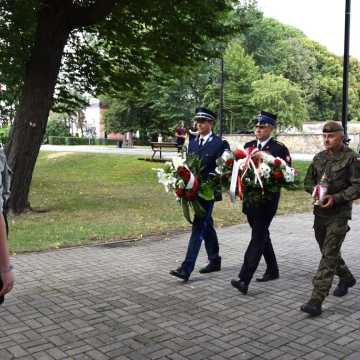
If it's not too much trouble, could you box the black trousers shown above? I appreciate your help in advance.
[239,194,280,285]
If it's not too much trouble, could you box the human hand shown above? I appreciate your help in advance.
[0,270,15,296]
[320,195,335,208]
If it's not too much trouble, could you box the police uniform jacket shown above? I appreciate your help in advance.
[188,133,229,178]
[243,138,291,215]
[188,133,229,201]
[244,138,291,165]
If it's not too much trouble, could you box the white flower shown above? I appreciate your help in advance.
[259,163,271,179]
[172,156,185,170]
[215,166,223,175]
[221,150,234,162]
[282,166,295,183]
[262,153,275,164]
[177,179,185,189]
[153,168,177,192]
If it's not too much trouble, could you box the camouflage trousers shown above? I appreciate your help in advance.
[311,216,355,304]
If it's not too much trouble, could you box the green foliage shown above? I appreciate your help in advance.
[65,137,91,146]
[0,126,11,145]
[102,60,221,140]
[240,14,360,123]
[0,0,37,119]
[48,136,67,145]
[103,5,360,137]
[241,16,305,73]
[47,136,119,146]
[4,0,360,142]
[223,40,260,130]
[46,119,71,138]
[250,74,308,129]
[0,0,234,117]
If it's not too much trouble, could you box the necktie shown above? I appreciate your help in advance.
[258,143,262,151]
[199,138,204,148]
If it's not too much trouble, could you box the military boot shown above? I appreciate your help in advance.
[333,278,356,297]
[300,301,322,316]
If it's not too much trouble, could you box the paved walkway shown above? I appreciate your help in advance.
[2,208,360,360]
[40,145,314,161]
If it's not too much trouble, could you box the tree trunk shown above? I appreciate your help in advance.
[5,3,71,213]
[5,0,119,214]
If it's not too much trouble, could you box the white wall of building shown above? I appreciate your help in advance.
[83,98,101,137]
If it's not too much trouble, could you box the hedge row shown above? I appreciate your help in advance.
[48,136,120,146]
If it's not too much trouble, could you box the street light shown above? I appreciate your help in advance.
[341,0,351,141]
[219,55,224,138]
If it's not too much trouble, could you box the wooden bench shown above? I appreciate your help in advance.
[150,142,178,159]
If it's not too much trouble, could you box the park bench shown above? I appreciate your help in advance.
[150,142,178,159]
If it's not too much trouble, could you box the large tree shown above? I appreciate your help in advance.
[250,73,308,129]
[0,0,232,213]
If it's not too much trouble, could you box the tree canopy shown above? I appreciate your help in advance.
[104,5,360,137]
[0,0,235,213]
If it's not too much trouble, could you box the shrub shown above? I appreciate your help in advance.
[0,126,11,145]
[48,136,66,145]
[46,120,71,137]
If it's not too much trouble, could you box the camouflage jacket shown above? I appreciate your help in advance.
[304,146,360,219]
[0,149,11,213]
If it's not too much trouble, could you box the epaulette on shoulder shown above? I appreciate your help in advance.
[272,139,286,147]
[245,139,257,146]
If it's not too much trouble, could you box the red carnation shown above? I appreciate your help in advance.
[274,159,282,167]
[225,159,234,168]
[185,190,197,201]
[177,166,191,182]
[176,188,185,197]
[273,170,284,182]
[234,148,247,160]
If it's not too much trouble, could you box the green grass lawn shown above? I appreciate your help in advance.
[9,152,312,253]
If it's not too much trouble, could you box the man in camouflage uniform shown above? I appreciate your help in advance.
[301,121,360,316]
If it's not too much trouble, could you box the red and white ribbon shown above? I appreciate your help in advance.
[230,147,264,202]
[185,171,196,190]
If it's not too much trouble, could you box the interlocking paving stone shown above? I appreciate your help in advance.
[1,208,360,359]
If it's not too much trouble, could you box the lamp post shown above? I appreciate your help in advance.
[219,56,225,138]
[341,0,351,141]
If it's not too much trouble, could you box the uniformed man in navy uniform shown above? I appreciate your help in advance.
[231,111,291,294]
[170,107,229,281]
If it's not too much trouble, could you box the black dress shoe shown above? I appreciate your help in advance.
[199,261,221,274]
[300,302,322,316]
[333,278,356,297]
[170,268,189,282]
[230,279,248,295]
[256,273,279,282]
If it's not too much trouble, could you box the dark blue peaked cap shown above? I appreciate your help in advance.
[194,107,217,121]
[255,111,277,126]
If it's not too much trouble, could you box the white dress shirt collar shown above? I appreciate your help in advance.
[257,137,271,149]
[199,131,212,145]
